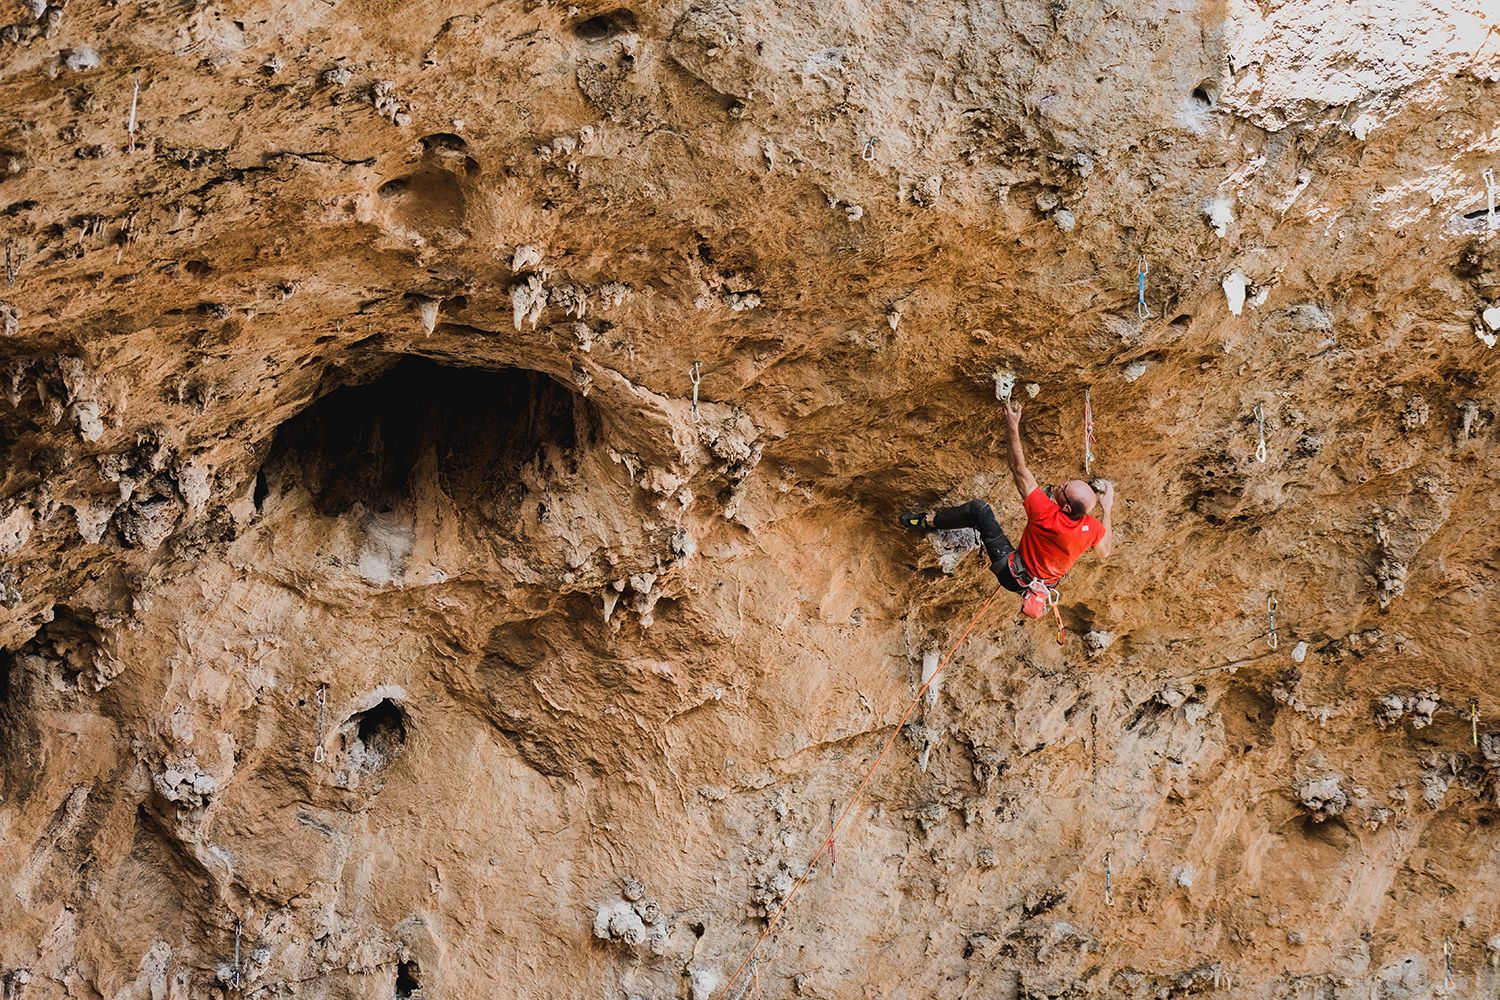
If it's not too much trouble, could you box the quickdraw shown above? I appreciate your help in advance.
[1136,257,1150,319]
[690,360,702,423]
[127,71,141,154]
[1084,389,1096,475]
[1471,699,1480,747]
[1443,937,1453,990]
[828,800,836,873]
[861,137,878,162]
[1265,594,1279,651]
[1253,403,1267,463]
[312,684,327,764]
[233,919,243,990]
[1089,708,1099,794]
[1104,852,1114,907]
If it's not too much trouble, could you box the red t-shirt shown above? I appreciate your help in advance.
[1019,487,1103,582]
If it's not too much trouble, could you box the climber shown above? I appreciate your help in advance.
[899,399,1114,596]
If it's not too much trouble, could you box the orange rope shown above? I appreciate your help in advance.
[712,584,1005,999]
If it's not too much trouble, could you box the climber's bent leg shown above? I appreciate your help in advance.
[932,499,1026,593]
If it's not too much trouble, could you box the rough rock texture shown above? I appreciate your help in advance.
[2,1,1498,999]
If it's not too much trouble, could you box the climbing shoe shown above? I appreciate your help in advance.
[899,511,931,530]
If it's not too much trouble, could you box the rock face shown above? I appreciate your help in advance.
[1,2,1497,999]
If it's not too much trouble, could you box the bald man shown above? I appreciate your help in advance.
[900,399,1114,595]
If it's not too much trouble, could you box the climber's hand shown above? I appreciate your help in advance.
[1097,480,1115,514]
[1003,399,1023,428]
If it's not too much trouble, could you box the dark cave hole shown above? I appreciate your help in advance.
[418,132,468,154]
[1462,207,1493,221]
[253,469,269,511]
[260,356,582,518]
[1191,84,1216,109]
[573,8,636,42]
[1169,313,1192,330]
[347,698,407,773]
[395,959,421,999]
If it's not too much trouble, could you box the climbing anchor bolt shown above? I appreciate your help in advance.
[1253,403,1267,463]
[1265,594,1279,651]
[689,360,702,423]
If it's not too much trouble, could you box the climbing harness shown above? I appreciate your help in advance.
[1017,579,1065,646]
[1471,699,1480,748]
[861,137,878,162]
[1265,594,1279,651]
[1008,553,1065,645]
[1443,937,1453,990]
[312,684,327,764]
[1136,257,1150,319]
[1083,389,1096,475]
[233,919,242,990]
[712,586,1005,1000]
[1485,168,1497,231]
[1104,852,1114,907]
[689,360,702,423]
[127,71,141,154]
[1253,403,1267,463]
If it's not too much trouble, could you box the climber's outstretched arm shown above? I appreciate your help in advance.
[1002,401,1039,501]
[1095,481,1115,559]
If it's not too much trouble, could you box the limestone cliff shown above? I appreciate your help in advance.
[1,1,1498,998]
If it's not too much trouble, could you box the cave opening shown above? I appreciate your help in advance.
[395,959,421,998]
[346,698,408,773]
[574,8,636,42]
[261,356,582,518]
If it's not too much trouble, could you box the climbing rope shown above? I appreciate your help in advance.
[1485,168,1497,231]
[1471,699,1480,747]
[1083,389,1096,475]
[690,360,702,423]
[1265,594,1279,651]
[713,585,1006,1000]
[312,684,327,764]
[861,137,878,162]
[1136,257,1150,319]
[127,71,141,154]
[1253,403,1267,463]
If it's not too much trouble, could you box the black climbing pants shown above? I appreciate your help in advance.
[933,499,1026,593]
